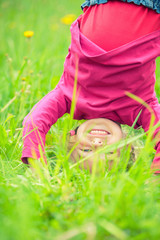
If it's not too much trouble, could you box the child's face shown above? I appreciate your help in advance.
[70,118,123,171]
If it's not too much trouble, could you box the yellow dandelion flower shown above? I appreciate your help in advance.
[61,14,76,25]
[24,31,34,38]
[21,77,26,81]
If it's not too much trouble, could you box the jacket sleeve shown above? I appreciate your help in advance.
[136,102,160,173]
[151,141,160,174]
[21,85,69,164]
[150,126,160,174]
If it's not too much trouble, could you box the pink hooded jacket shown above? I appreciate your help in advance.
[22,19,160,171]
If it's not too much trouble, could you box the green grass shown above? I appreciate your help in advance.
[1,1,160,239]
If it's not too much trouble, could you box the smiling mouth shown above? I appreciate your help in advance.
[89,129,110,135]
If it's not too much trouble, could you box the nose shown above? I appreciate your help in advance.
[91,138,103,147]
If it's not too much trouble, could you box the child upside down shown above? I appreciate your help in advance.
[22,0,160,172]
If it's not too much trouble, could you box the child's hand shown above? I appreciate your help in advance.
[151,156,160,174]
[145,174,160,185]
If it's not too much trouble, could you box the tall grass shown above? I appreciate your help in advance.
[1,1,160,239]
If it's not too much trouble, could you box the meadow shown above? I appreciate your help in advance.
[1,0,160,239]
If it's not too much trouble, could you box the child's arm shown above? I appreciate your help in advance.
[136,104,160,173]
[151,137,160,174]
[22,85,70,164]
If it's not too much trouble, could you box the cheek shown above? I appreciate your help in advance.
[107,134,122,144]
[105,136,115,145]
[70,150,79,163]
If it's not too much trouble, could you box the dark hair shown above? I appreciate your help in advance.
[74,126,79,135]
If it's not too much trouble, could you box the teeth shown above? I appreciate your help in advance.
[90,130,108,135]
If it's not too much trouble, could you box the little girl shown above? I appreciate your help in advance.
[22,0,160,172]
